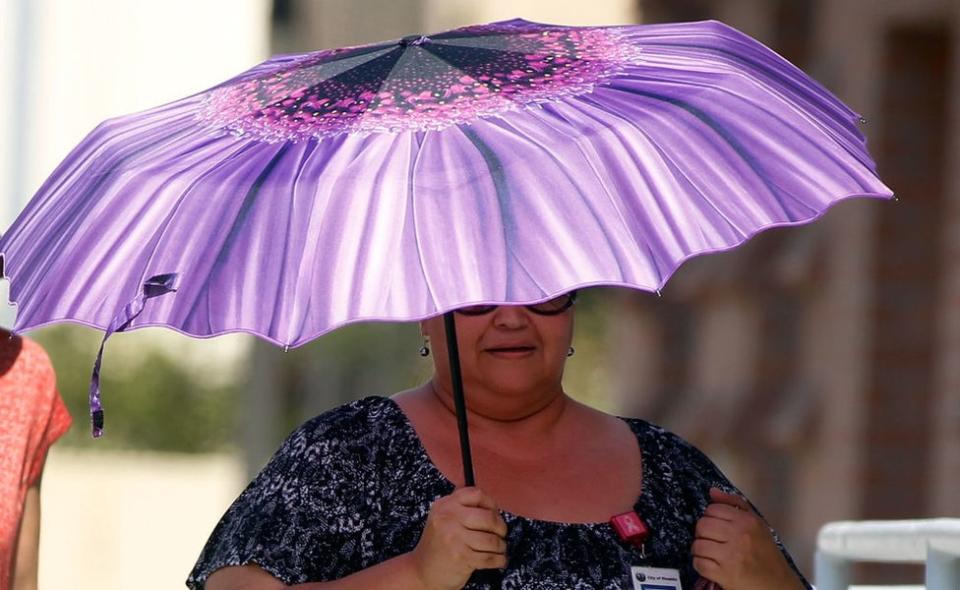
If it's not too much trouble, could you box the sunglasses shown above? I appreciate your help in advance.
[454,292,577,316]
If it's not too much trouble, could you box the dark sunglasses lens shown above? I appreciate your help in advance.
[455,293,575,315]
[528,294,574,315]
[456,304,497,315]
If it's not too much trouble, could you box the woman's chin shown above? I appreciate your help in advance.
[476,377,559,401]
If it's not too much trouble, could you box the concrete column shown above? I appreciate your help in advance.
[243,340,286,477]
[610,293,664,418]
[929,1,960,517]
[789,0,884,561]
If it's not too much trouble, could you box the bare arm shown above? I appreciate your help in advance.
[206,553,427,590]
[12,483,41,590]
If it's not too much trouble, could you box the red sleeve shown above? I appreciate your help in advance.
[16,338,73,487]
[25,386,72,487]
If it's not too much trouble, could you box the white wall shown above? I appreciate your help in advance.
[40,448,245,590]
[425,0,638,31]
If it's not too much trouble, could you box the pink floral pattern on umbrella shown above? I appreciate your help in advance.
[198,22,644,141]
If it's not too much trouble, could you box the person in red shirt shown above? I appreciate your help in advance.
[0,332,72,590]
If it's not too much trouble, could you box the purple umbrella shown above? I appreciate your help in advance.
[0,19,891,482]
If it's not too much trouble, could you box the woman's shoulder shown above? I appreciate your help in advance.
[0,333,56,393]
[619,415,719,472]
[278,396,403,458]
[0,333,70,435]
[618,414,678,444]
[292,395,395,436]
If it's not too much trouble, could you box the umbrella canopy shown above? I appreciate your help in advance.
[0,18,890,345]
[0,19,891,454]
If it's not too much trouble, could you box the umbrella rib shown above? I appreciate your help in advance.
[547,95,711,271]
[133,139,266,333]
[582,91,740,248]
[458,127,544,297]
[13,126,197,321]
[94,136,250,304]
[407,132,445,311]
[638,34,857,128]
[535,102,668,285]
[268,141,319,343]
[179,143,292,330]
[491,115,636,281]
[348,135,414,315]
[9,113,196,250]
[588,87,793,233]
[617,67,871,181]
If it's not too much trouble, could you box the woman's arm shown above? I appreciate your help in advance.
[12,483,42,590]
[207,553,426,590]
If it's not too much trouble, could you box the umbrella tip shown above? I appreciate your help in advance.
[857,115,868,125]
[399,34,429,47]
[92,409,104,438]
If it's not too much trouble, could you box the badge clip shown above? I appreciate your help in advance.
[610,511,650,558]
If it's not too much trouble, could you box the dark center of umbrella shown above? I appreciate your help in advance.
[399,34,429,47]
[200,22,642,140]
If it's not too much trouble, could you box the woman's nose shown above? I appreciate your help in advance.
[491,305,529,328]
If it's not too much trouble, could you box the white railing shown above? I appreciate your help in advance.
[815,519,960,590]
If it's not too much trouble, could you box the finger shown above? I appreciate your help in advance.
[460,506,508,537]
[703,502,748,523]
[453,487,499,511]
[691,538,726,562]
[709,487,751,512]
[463,530,508,555]
[695,515,734,542]
[477,551,508,570]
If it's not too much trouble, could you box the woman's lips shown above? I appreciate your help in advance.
[485,346,536,357]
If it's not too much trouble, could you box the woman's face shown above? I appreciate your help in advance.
[421,298,575,411]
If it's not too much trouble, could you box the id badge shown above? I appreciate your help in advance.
[630,566,682,590]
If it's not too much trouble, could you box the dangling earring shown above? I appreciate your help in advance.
[419,338,430,357]
[567,346,575,357]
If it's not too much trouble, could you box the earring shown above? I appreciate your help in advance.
[567,346,575,357]
[419,339,430,357]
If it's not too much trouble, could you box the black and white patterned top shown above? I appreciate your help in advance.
[187,396,811,589]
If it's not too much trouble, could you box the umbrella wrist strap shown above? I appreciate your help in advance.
[88,273,178,437]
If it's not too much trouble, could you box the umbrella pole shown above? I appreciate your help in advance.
[444,313,505,586]
[443,311,477,486]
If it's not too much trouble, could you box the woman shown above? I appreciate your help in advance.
[0,332,72,590]
[188,293,811,589]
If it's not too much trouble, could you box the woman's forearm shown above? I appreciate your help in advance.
[208,553,431,590]
[12,485,41,590]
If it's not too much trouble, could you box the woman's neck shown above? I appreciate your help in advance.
[425,379,573,450]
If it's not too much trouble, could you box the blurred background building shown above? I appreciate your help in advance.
[0,0,956,588]
[622,0,960,583]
